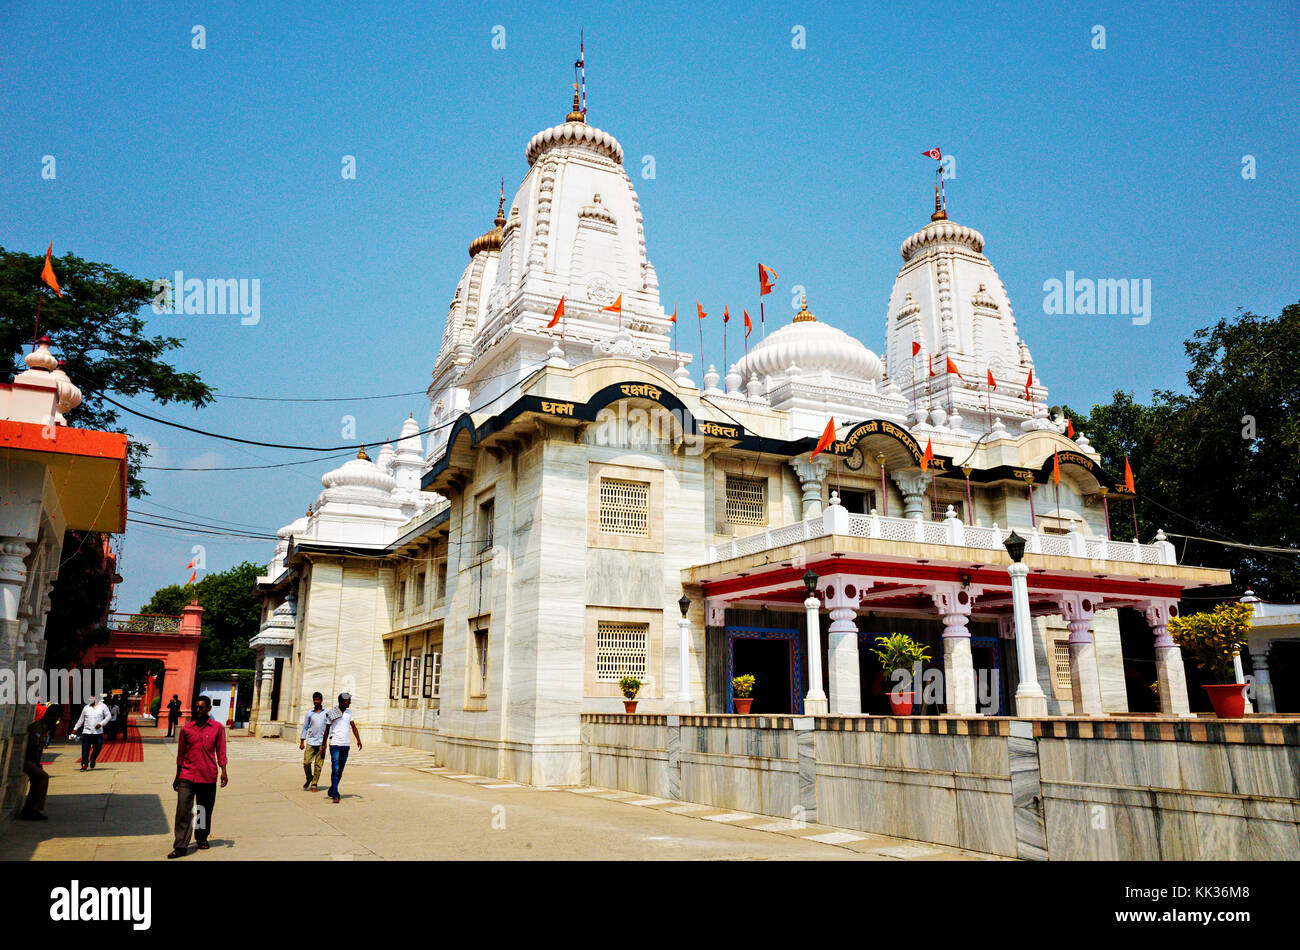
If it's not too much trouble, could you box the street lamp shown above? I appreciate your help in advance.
[1002,530,1045,715]
[675,592,692,708]
[801,569,827,714]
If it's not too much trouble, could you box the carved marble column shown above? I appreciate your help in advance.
[1007,563,1048,717]
[931,584,977,715]
[1249,644,1276,714]
[790,457,830,519]
[1058,593,1103,715]
[820,576,864,714]
[0,538,31,623]
[891,470,932,521]
[1143,601,1191,717]
[803,592,828,715]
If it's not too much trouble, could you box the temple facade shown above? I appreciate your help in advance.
[251,87,1230,786]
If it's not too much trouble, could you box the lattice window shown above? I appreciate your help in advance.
[389,659,400,700]
[397,580,407,614]
[929,493,965,522]
[415,571,426,606]
[725,475,768,526]
[595,620,648,682]
[406,655,421,698]
[478,499,495,553]
[599,478,650,536]
[1053,641,1073,690]
[473,628,489,696]
[423,652,442,699]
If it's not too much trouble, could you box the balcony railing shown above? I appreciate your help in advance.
[106,612,182,633]
[706,504,1176,566]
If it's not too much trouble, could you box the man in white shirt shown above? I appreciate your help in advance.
[323,692,362,803]
[71,696,112,771]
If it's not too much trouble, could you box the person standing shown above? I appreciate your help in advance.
[323,692,362,804]
[106,700,119,741]
[169,695,228,859]
[165,694,182,738]
[299,692,328,792]
[71,696,111,770]
[19,706,62,820]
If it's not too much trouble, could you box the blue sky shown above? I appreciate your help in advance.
[2,1,1296,612]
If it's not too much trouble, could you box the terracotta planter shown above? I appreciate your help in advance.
[1203,683,1247,719]
[623,700,638,714]
[888,691,915,715]
[733,697,753,715]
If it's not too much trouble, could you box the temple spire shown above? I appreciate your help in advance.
[931,182,947,221]
[495,178,506,227]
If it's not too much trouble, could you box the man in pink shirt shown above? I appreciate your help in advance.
[168,695,228,858]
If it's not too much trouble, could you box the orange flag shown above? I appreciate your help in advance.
[743,309,752,337]
[946,357,961,379]
[928,355,936,377]
[668,303,677,323]
[1024,368,1034,399]
[41,242,62,296]
[1066,418,1075,439]
[758,263,777,296]
[912,341,921,357]
[921,438,934,471]
[187,571,196,585]
[811,417,836,457]
[1124,457,1136,493]
[601,294,622,313]
[1053,448,1061,485]
[186,558,196,569]
[546,296,565,329]
[723,305,730,323]
[987,369,997,389]
[697,302,707,320]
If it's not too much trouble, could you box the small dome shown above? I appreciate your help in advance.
[320,452,397,498]
[525,94,625,166]
[736,295,883,383]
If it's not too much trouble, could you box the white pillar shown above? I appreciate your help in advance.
[931,584,977,715]
[1250,644,1276,714]
[891,470,932,521]
[1059,593,1102,716]
[1143,602,1191,717]
[1007,562,1047,717]
[675,613,693,710]
[790,457,830,519]
[1232,650,1254,713]
[803,594,828,715]
[821,576,864,714]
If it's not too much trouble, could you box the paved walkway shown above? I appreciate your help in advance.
[1,725,995,861]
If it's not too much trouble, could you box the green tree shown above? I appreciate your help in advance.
[1,245,215,669]
[141,561,263,670]
[1068,303,1300,600]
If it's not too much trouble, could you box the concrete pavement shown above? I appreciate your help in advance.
[1,724,995,861]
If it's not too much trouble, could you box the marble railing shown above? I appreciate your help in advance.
[707,503,1177,566]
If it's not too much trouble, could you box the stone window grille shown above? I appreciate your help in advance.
[1053,640,1073,691]
[437,561,448,602]
[397,579,407,615]
[423,652,442,699]
[415,571,426,606]
[599,478,650,536]
[725,475,768,526]
[595,620,649,682]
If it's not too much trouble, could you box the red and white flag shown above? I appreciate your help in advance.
[922,147,942,161]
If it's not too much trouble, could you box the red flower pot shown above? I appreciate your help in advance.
[1203,684,1247,719]
[623,700,638,714]
[888,691,915,715]
[733,697,753,715]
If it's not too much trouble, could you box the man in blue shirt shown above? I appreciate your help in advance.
[299,692,329,792]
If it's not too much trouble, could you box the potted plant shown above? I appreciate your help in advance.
[619,676,641,714]
[867,633,932,715]
[731,674,756,714]
[1168,602,1253,718]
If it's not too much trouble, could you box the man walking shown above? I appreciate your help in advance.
[323,692,362,804]
[19,706,62,820]
[168,695,228,859]
[165,694,182,738]
[299,692,328,792]
[71,695,111,770]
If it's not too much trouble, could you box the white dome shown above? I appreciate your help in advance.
[736,297,882,383]
[320,450,397,501]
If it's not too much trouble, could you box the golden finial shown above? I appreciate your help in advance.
[495,179,506,227]
[356,447,369,461]
[306,504,313,517]
[793,293,816,323]
[931,183,947,221]
[567,82,585,123]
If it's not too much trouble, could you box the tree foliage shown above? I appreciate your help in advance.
[141,561,263,670]
[1067,303,1300,600]
[0,245,214,498]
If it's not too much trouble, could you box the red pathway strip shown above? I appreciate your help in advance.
[81,715,144,764]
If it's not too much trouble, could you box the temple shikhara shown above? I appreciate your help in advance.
[251,82,1231,787]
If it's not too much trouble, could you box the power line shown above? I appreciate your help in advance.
[217,389,428,403]
[126,517,279,540]
[1162,533,1299,556]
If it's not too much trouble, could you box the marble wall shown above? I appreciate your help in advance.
[582,714,1300,861]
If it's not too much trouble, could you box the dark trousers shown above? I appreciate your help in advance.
[80,733,103,767]
[166,715,179,737]
[22,761,49,813]
[173,780,217,851]
[328,746,350,798]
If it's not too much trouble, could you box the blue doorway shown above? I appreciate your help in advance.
[725,626,803,714]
